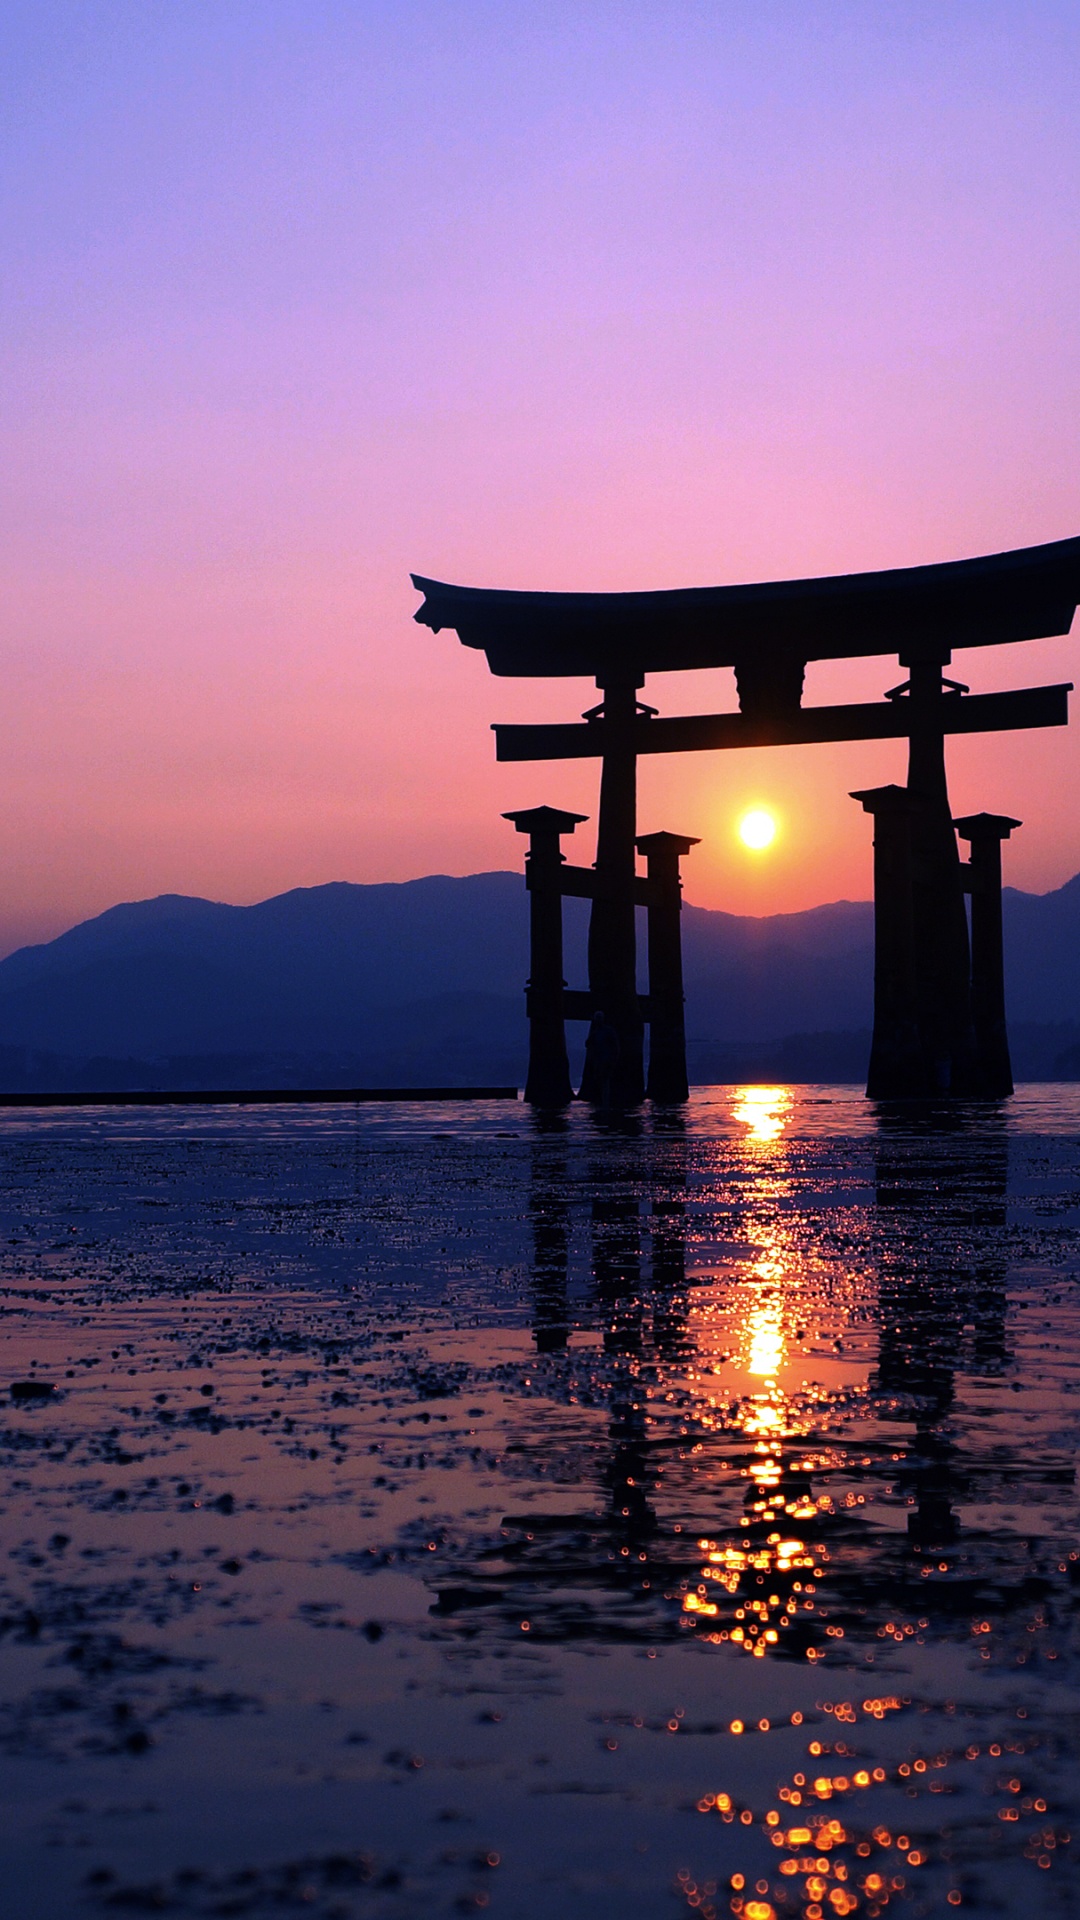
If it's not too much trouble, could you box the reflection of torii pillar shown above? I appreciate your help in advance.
[955,811,1021,1098]
[528,1133,571,1353]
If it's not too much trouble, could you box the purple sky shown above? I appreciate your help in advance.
[3,2,1079,951]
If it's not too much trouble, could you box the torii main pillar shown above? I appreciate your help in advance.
[854,767,1022,1099]
[578,675,647,1107]
[901,650,980,1094]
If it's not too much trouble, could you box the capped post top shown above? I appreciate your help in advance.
[635,831,701,856]
[953,812,1022,840]
[502,806,588,836]
[850,784,919,813]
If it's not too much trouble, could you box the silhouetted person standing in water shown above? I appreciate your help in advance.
[582,1011,620,1108]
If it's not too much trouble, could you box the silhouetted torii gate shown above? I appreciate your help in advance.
[413,536,1080,1105]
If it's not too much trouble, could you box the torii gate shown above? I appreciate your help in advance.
[413,536,1080,1105]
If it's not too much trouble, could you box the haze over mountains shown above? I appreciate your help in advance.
[0,871,1075,1090]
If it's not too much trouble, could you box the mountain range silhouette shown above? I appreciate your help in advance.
[0,870,1075,1089]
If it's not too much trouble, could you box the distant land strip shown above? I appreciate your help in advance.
[0,1086,521,1108]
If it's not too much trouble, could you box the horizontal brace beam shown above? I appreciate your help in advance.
[561,988,595,1020]
[526,863,657,907]
[529,987,661,1021]
[494,683,1072,762]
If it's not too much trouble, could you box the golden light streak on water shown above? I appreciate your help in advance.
[732,1085,792,1144]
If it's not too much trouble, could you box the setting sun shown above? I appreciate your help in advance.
[738,808,778,851]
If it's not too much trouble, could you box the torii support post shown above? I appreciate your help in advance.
[504,806,587,1107]
[579,676,646,1107]
[955,812,1021,1099]
[635,831,699,1103]
[852,785,927,1098]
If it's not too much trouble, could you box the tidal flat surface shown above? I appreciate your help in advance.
[2,1087,1080,1920]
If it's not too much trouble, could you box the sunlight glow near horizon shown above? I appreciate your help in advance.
[738,809,778,853]
[2,3,1080,952]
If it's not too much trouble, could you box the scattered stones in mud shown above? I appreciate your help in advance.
[84,1852,382,1915]
[1,1097,1080,1916]
[81,1847,504,1917]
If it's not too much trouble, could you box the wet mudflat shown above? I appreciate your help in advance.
[2,1088,1080,1920]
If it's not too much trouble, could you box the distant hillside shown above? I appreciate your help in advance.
[0,870,1074,1088]
[0,877,530,1056]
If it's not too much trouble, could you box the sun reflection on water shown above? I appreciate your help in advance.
[502,1083,1076,1908]
[747,1294,786,1379]
[732,1086,793,1144]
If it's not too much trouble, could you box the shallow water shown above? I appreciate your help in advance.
[2,1085,1079,1919]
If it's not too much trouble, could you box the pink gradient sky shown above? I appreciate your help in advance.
[2,2,1080,953]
